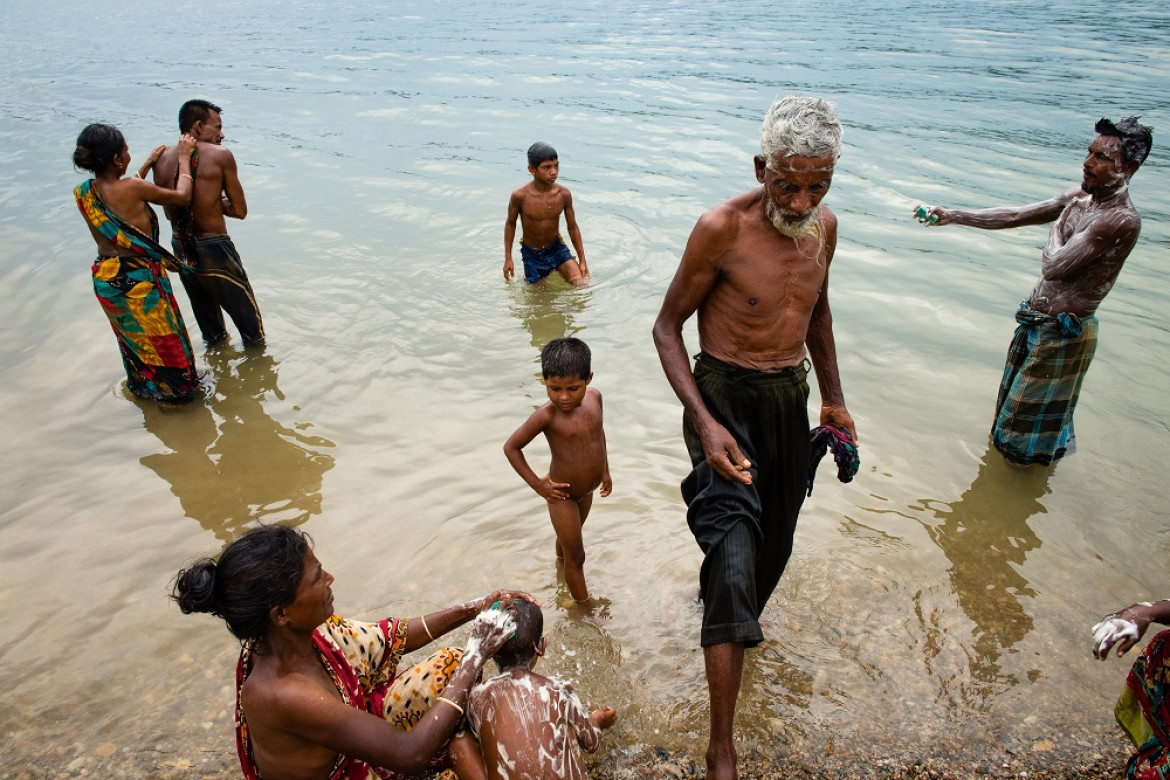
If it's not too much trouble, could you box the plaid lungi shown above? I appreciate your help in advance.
[991,303,1098,466]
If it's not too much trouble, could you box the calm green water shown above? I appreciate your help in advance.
[2,0,1169,774]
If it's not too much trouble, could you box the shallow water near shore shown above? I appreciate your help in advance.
[2,0,1169,775]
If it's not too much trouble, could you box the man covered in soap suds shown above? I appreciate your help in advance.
[459,600,616,779]
[916,116,1153,466]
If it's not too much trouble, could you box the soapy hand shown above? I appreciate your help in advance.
[1092,617,1141,659]
[465,603,518,662]
[1091,601,1160,660]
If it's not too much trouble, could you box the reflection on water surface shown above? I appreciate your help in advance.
[138,347,335,542]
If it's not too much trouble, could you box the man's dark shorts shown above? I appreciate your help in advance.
[681,353,811,648]
[520,235,574,284]
[174,235,265,347]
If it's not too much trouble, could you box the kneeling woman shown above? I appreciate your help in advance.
[174,524,523,779]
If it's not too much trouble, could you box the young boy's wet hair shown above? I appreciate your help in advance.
[541,337,591,380]
[528,142,558,168]
[493,599,544,670]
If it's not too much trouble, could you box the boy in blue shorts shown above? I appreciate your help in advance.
[503,143,590,285]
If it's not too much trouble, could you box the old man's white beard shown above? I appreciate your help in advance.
[766,201,820,239]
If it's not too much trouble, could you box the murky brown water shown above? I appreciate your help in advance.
[2,0,1169,775]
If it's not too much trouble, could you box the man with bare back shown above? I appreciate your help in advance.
[652,96,856,780]
[503,142,589,285]
[152,99,265,347]
[916,116,1152,466]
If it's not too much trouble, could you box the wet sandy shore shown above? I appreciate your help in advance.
[6,727,1133,779]
[5,651,1134,779]
[590,742,1130,780]
[3,752,1132,780]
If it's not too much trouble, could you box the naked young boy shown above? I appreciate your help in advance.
[503,142,589,285]
[461,599,617,780]
[503,338,610,604]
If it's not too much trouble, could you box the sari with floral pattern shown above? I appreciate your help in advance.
[235,615,463,780]
[74,179,200,403]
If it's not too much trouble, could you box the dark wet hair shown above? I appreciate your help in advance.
[1096,116,1153,168]
[179,99,223,133]
[73,124,125,175]
[493,599,544,670]
[172,524,310,641]
[541,337,591,380]
[527,142,558,168]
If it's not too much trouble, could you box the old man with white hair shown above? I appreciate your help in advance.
[653,96,856,780]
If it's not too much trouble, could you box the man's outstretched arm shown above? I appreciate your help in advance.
[918,189,1076,230]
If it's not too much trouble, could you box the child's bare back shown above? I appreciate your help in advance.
[469,669,609,780]
[463,600,617,780]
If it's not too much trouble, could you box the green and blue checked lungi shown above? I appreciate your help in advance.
[992,302,1098,466]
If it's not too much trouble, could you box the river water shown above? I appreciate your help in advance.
[2,0,1169,775]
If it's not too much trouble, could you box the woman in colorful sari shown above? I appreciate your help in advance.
[73,124,201,404]
[1093,599,1170,779]
[173,524,528,780]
